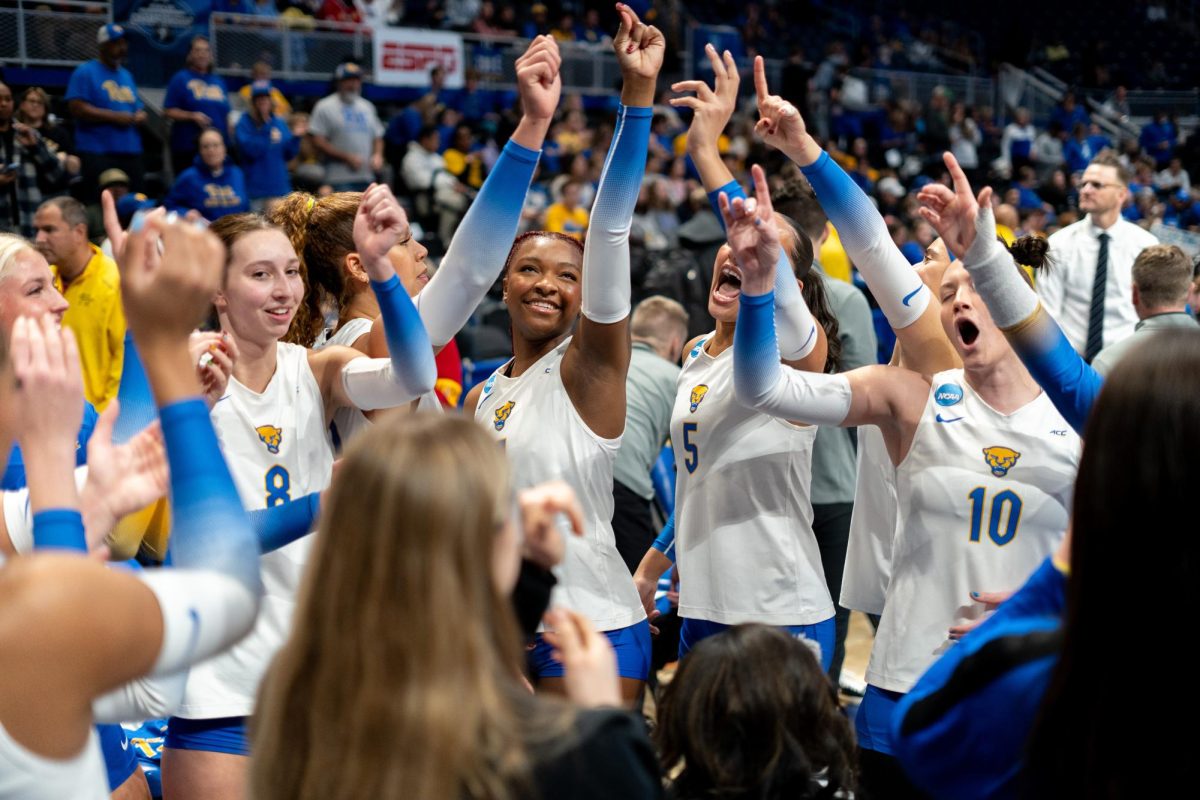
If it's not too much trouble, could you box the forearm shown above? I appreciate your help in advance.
[644,513,676,567]
[247,492,320,553]
[690,142,735,193]
[164,108,195,123]
[73,102,133,126]
[311,134,354,164]
[415,139,541,345]
[359,273,437,401]
[509,115,552,152]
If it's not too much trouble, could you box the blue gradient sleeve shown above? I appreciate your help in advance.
[32,508,86,552]
[369,273,437,399]
[651,511,676,563]
[159,399,260,593]
[1013,312,1101,435]
[114,333,157,444]
[800,151,928,328]
[415,139,541,346]
[248,492,320,554]
[581,104,651,324]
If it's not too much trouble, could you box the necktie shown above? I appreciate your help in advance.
[1085,232,1109,362]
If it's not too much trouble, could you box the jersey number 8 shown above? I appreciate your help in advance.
[265,465,291,508]
[967,487,1022,546]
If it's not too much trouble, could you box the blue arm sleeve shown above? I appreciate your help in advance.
[248,492,320,554]
[651,511,676,563]
[368,273,437,399]
[580,104,651,324]
[414,139,541,347]
[114,332,157,444]
[160,399,260,594]
[1013,312,1102,435]
[32,509,86,552]
[800,151,929,329]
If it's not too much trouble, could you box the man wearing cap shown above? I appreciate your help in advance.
[66,24,146,201]
[85,168,133,240]
[308,62,384,191]
[164,35,233,174]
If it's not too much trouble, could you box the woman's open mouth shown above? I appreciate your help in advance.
[956,318,980,346]
[713,266,742,303]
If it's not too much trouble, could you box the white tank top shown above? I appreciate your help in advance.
[0,724,106,800]
[178,342,334,719]
[475,337,644,631]
[671,336,833,626]
[839,425,898,616]
[317,318,442,451]
[866,369,1080,692]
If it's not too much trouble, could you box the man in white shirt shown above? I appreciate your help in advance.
[1039,151,1159,359]
[308,62,384,192]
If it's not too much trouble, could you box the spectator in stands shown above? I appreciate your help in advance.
[164,36,232,174]
[32,196,124,409]
[999,107,1036,174]
[66,23,146,199]
[576,7,611,46]
[544,178,589,240]
[1092,244,1199,375]
[948,103,982,185]
[1157,156,1191,195]
[165,127,250,221]
[522,3,551,38]
[0,82,67,238]
[1050,90,1089,133]
[443,124,485,190]
[1039,151,1159,359]
[612,296,688,573]
[14,88,79,181]
[1140,111,1177,169]
[921,87,951,160]
[235,81,299,212]
[317,0,363,27]
[1032,120,1065,181]
[238,61,292,116]
[1064,122,1101,174]
[309,62,384,192]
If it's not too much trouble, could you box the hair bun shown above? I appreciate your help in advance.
[1008,235,1051,271]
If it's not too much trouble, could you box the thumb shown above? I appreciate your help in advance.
[977,186,994,210]
[89,401,118,457]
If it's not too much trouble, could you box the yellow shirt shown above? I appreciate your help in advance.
[819,224,853,284]
[53,245,125,410]
[545,203,589,240]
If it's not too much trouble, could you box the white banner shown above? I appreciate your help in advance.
[374,28,465,88]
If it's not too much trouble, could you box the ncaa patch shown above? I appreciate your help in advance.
[934,383,964,407]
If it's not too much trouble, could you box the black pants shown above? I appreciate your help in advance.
[812,501,853,682]
[78,151,144,204]
[858,749,930,800]
[611,479,656,575]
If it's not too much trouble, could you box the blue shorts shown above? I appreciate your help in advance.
[164,716,249,757]
[529,618,651,681]
[855,684,906,755]
[97,723,139,791]
[679,616,836,671]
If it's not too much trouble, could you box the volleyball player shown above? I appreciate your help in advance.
[160,187,435,799]
[722,161,1080,797]
[462,3,663,703]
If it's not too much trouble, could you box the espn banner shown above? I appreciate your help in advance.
[374,28,465,88]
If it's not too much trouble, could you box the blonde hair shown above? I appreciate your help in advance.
[631,295,688,347]
[251,414,569,800]
[0,234,37,283]
[1132,244,1192,309]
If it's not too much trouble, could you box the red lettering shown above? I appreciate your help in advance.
[381,41,459,75]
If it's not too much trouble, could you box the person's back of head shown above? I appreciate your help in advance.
[1131,244,1192,314]
[1025,328,1200,797]
[771,176,828,247]
[657,624,856,799]
[252,414,539,800]
[631,295,688,362]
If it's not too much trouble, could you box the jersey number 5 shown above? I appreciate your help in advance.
[265,465,291,508]
[967,487,1022,546]
[682,422,699,474]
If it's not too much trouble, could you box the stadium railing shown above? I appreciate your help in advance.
[0,0,113,68]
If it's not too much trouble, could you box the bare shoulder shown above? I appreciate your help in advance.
[463,381,485,417]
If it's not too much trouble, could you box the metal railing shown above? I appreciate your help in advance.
[0,1,113,68]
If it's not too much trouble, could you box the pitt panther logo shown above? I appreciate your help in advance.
[689,384,709,413]
[256,425,283,455]
[982,446,1021,477]
[493,401,516,431]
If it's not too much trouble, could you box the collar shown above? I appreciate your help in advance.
[632,340,656,354]
[1135,311,1197,331]
[1087,216,1119,238]
[57,244,105,288]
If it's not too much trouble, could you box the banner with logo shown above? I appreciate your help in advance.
[114,0,211,86]
[373,28,464,88]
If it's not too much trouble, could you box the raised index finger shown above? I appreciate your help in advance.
[753,55,771,106]
[942,151,973,200]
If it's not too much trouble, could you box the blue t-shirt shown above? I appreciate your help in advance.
[65,60,143,154]
[164,69,232,152]
[233,114,298,200]
[2,402,99,490]
[165,158,250,221]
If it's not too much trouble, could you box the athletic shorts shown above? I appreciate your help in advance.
[529,618,652,681]
[678,616,836,671]
[163,716,249,757]
[855,684,906,755]
[97,723,139,791]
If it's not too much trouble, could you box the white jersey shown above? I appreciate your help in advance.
[0,724,106,800]
[866,369,1080,693]
[475,338,643,631]
[840,425,898,616]
[179,342,334,719]
[671,336,833,626]
[316,318,442,451]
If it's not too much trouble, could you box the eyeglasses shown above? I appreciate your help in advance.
[1080,180,1120,190]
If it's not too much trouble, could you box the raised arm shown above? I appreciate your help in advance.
[751,57,957,375]
[562,3,663,439]
[918,153,1101,434]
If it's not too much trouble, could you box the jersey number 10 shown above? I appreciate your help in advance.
[967,487,1022,546]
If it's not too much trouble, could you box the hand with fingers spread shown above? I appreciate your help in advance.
[718,164,781,296]
[948,589,1015,641]
[670,43,739,160]
[541,608,622,708]
[353,183,411,279]
[917,152,995,259]
[80,406,168,550]
[518,480,585,570]
[514,35,563,123]
[189,331,237,408]
[612,2,665,103]
[751,55,819,164]
[12,315,86,457]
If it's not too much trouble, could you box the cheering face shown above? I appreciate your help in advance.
[502,236,583,343]
[708,214,800,323]
[939,261,1007,368]
[216,229,304,345]
[0,250,69,333]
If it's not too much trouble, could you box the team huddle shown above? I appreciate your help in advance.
[0,5,1195,800]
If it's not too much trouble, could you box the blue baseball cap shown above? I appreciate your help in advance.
[117,193,157,224]
[250,80,273,99]
[98,23,126,45]
[334,63,363,81]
